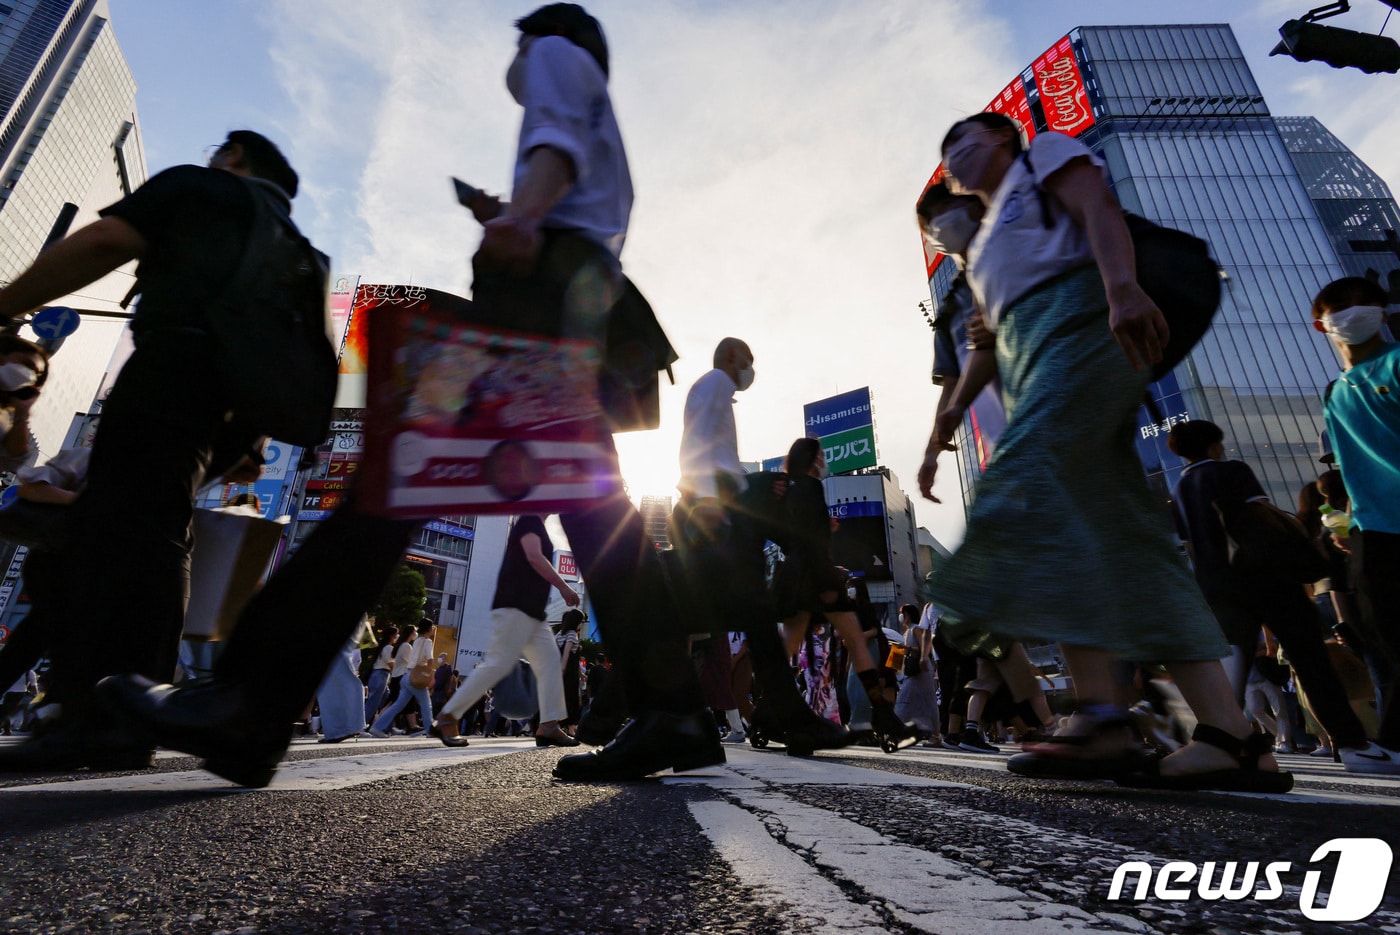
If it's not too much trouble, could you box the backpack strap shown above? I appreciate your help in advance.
[1018,150,1055,232]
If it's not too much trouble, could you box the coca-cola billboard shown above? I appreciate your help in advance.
[1032,35,1095,136]
[986,75,1037,144]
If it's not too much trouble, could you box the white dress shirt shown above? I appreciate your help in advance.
[678,368,745,499]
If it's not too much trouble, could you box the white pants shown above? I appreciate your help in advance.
[439,608,567,723]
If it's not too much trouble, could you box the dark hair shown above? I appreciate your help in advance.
[899,604,921,625]
[419,617,435,630]
[398,625,417,642]
[561,609,584,632]
[516,4,608,77]
[1297,480,1325,536]
[916,181,955,224]
[1311,276,1388,319]
[1167,419,1224,461]
[784,437,822,478]
[1316,468,1349,511]
[0,334,48,386]
[940,112,1024,157]
[223,130,299,198]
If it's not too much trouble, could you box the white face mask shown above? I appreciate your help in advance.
[1323,305,1386,345]
[816,459,829,480]
[506,47,529,103]
[922,204,980,257]
[943,128,996,192]
[735,366,755,391]
[0,363,36,392]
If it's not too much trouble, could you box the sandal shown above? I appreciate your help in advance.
[1116,724,1293,793]
[1007,711,1147,781]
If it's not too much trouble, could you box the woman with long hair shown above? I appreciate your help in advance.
[776,437,914,744]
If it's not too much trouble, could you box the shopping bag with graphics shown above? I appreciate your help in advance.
[359,287,624,518]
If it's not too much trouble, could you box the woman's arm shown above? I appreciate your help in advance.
[918,346,997,503]
[521,533,580,607]
[15,482,75,505]
[1043,159,1168,372]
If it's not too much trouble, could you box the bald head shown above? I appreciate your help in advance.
[712,338,754,391]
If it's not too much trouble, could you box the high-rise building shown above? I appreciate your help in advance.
[922,24,1350,510]
[1275,115,1400,294]
[0,0,145,463]
[639,495,673,550]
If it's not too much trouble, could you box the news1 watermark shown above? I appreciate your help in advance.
[1107,838,1393,922]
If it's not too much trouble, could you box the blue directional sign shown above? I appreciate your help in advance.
[31,306,80,341]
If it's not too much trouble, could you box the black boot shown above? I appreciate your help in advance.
[97,674,291,788]
[552,710,724,781]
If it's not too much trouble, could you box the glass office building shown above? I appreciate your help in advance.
[0,0,144,460]
[1275,114,1400,291]
[922,24,1348,512]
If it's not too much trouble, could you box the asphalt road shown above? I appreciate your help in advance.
[1,735,1397,934]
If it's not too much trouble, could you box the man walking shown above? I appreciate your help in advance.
[672,337,849,754]
[101,5,720,786]
[0,131,314,771]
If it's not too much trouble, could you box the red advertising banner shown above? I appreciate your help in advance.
[360,289,623,518]
[1031,35,1095,137]
[557,551,578,579]
[985,75,1037,144]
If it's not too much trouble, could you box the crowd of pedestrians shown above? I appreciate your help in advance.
[0,3,1392,804]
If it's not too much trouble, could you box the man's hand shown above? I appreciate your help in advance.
[477,215,543,277]
[560,584,580,607]
[1108,281,1169,372]
[467,191,504,225]
[1332,533,1351,554]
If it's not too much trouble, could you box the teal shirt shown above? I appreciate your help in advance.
[1324,342,1400,534]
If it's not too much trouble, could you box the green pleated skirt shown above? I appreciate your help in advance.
[929,267,1228,663]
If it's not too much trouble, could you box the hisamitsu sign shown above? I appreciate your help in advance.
[804,388,877,475]
[804,388,873,437]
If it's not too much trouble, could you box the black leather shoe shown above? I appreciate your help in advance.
[575,707,625,747]
[0,717,153,773]
[552,710,724,781]
[97,675,290,788]
[777,712,853,757]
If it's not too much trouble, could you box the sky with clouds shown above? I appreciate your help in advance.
[108,0,1400,547]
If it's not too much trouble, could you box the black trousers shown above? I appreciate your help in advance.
[1352,530,1400,749]
[215,450,703,724]
[48,332,232,715]
[669,480,809,720]
[1211,577,1369,749]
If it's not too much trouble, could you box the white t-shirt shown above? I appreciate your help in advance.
[373,644,396,672]
[514,36,633,260]
[965,131,1104,331]
[390,642,415,678]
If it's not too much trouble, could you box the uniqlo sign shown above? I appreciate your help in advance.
[557,552,579,580]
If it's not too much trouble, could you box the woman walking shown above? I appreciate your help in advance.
[919,112,1288,791]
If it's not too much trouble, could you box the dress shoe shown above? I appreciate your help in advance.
[535,726,581,748]
[575,707,625,747]
[97,675,290,789]
[552,710,724,781]
[0,716,153,773]
[776,711,852,757]
[434,719,469,748]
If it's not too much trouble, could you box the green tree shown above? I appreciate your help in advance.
[370,564,426,645]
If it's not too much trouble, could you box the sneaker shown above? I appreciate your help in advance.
[919,735,944,748]
[1309,745,1335,758]
[1274,741,1296,755]
[721,730,748,745]
[957,728,1000,753]
[367,728,389,738]
[1340,742,1400,775]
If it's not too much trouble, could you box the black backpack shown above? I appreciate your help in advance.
[1020,151,1221,382]
[204,179,337,447]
